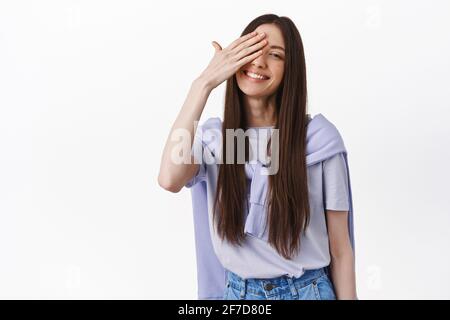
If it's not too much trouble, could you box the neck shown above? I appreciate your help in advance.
[243,94,277,127]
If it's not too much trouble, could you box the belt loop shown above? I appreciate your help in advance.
[239,278,247,299]
[324,266,330,277]
[286,276,298,298]
[225,270,229,287]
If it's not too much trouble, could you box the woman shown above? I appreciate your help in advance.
[158,14,357,300]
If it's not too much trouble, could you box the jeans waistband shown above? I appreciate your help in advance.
[225,266,329,299]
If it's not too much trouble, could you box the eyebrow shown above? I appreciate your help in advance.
[269,45,285,52]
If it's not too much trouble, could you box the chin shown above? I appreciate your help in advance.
[238,80,275,97]
[239,87,269,98]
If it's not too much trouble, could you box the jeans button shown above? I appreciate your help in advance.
[264,283,274,291]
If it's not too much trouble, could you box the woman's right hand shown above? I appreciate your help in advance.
[198,31,268,90]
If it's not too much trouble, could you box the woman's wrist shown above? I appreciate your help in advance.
[193,76,214,95]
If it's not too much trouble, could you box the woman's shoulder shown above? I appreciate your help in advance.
[309,112,343,133]
[194,117,223,158]
[198,116,222,130]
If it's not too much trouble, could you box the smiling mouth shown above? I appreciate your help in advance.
[242,70,270,81]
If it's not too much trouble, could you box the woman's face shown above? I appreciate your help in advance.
[236,23,285,98]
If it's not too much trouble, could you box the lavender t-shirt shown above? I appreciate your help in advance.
[185,115,350,279]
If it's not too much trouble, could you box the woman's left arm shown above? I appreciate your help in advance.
[326,210,357,300]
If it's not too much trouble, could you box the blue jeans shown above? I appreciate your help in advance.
[223,267,337,300]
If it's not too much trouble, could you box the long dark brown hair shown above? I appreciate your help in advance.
[212,14,309,260]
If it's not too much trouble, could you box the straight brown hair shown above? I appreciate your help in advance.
[212,14,310,260]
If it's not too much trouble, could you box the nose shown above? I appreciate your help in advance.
[251,52,267,68]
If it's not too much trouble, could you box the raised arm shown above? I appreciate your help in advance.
[158,30,270,193]
[157,77,212,193]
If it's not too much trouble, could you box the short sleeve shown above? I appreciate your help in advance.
[322,152,350,211]
[184,117,222,188]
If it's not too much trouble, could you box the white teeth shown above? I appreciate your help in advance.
[245,71,268,80]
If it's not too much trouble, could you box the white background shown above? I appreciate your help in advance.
[1,0,449,299]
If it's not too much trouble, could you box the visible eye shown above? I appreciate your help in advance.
[270,53,282,59]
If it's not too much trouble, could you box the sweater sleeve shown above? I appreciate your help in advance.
[185,117,221,188]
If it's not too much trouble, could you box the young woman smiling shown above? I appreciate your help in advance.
[158,14,358,300]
